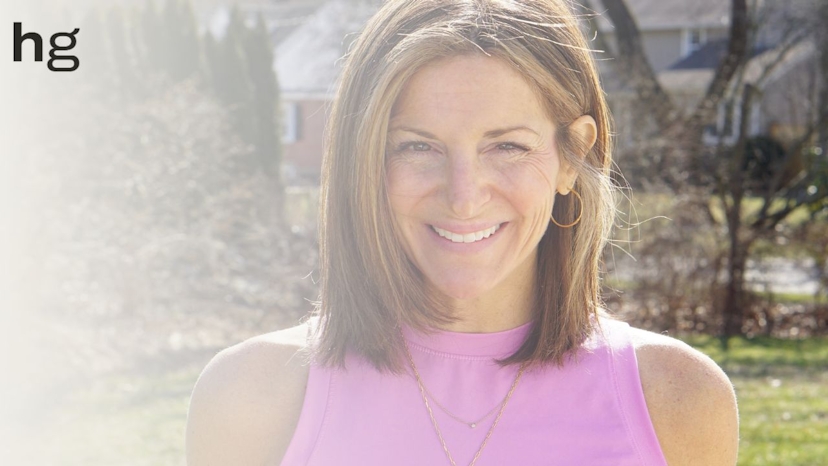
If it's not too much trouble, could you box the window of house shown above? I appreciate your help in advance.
[282,101,301,144]
[702,98,747,147]
[682,28,707,57]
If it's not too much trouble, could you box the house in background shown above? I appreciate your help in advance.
[591,0,728,148]
[194,0,335,184]
[593,0,731,73]
[198,0,380,184]
[273,0,381,184]
[657,39,817,148]
[195,0,328,44]
[200,0,820,183]
[595,0,820,150]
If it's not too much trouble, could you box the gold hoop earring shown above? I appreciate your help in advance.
[551,189,582,228]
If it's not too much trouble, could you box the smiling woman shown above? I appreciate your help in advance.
[185,1,739,465]
[385,55,594,325]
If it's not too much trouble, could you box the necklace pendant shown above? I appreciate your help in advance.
[469,423,476,428]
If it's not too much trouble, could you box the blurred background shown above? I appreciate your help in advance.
[0,0,825,464]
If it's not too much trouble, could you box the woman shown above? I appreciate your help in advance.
[186,1,739,465]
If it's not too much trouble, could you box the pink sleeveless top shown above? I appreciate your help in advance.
[280,318,667,465]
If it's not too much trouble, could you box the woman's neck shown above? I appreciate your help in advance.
[433,258,536,333]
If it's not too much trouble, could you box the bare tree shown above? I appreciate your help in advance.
[595,0,828,342]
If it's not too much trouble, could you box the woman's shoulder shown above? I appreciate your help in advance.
[627,326,739,466]
[185,323,312,466]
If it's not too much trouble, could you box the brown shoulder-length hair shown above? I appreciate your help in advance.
[312,0,615,372]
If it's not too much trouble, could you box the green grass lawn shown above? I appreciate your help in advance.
[11,335,826,466]
[5,358,201,466]
[688,336,828,466]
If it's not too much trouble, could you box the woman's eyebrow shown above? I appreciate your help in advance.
[387,126,437,139]
[388,126,540,139]
[483,126,540,138]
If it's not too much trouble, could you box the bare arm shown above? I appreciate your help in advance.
[632,328,740,466]
[185,324,310,466]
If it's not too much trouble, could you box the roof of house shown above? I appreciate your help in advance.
[273,0,381,97]
[668,39,730,70]
[668,39,774,70]
[201,0,328,44]
[658,39,816,95]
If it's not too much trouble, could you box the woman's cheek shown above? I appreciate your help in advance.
[495,157,559,195]
[386,159,440,197]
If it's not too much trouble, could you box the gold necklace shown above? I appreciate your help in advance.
[402,336,526,466]
[419,380,505,428]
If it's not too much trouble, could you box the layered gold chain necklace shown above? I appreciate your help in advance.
[417,379,507,429]
[402,337,526,466]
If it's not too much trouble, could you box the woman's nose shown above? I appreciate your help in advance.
[446,153,490,219]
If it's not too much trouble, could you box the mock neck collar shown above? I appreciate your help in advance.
[401,321,532,358]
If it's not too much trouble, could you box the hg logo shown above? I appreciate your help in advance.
[13,22,80,72]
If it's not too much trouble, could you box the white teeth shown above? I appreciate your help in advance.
[432,224,501,243]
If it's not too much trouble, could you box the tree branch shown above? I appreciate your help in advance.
[597,0,675,129]
[688,0,750,130]
[755,96,827,223]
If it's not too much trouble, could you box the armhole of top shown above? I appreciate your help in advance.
[604,319,669,466]
[279,362,334,466]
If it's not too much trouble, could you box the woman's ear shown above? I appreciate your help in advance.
[557,115,597,195]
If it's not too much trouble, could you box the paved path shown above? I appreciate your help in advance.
[610,257,824,296]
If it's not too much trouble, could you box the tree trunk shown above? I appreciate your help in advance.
[720,84,757,346]
[819,1,828,150]
[597,0,676,128]
[722,233,748,342]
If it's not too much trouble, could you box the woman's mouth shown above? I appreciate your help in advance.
[430,223,502,243]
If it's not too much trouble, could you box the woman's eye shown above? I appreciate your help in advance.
[406,142,432,152]
[391,141,434,154]
[496,142,528,153]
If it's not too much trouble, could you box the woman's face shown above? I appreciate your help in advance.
[385,54,576,302]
